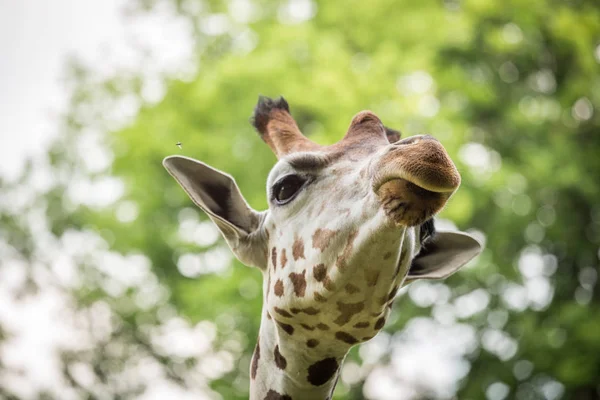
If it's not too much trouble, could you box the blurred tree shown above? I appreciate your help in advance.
[1,0,599,399]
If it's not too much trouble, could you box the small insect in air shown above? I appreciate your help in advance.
[176,142,182,149]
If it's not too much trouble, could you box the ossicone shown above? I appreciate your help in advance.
[250,95,320,159]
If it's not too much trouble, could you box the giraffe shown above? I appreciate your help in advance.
[163,96,482,400]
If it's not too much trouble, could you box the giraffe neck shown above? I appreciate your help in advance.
[249,311,346,400]
[248,217,414,399]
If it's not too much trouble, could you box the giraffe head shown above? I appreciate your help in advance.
[164,95,481,355]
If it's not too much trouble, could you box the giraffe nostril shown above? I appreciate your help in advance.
[394,135,423,146]
[393,134,438,147]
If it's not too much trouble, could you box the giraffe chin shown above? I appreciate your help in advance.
[376,178,450,227]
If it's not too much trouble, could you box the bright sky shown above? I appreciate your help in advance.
[0,1,196,398]
[0,0,126,180]
[0,1,123,396]
[0,2,219,397]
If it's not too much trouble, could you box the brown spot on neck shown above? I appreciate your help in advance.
[303,307,320,315]
[274,345,287,370]
[374,317,386,330]
[313,264,326,282]
[264,389,292,400]
[323,276,335,291]
[306,338,319,348]
[316,323,329,331]
[365,269,380,286]
[289,270,307,297]
[276,321,294,335]
[312,228,338,252]
[334,301,365,326]
[290,306,320,315]
[314,292,328,302]
[301,324,316,331]
[335,331,358,345]
[312,263,334,291]
[307,357,339,386]
[271,247,277,269]
[251,338,260,379]
[274,279,284,297]
[292,237,305,260]
[280,248,288,268]
[336,229,359,271]
[345,283,360,294]
[274,307,293,318]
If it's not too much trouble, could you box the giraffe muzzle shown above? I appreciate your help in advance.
[373,135,461,226]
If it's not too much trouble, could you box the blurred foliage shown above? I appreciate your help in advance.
[1,0,600,399]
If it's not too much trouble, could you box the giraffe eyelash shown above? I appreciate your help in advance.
[270,174,314,205]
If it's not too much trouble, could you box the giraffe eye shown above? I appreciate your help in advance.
[272,174,307,205]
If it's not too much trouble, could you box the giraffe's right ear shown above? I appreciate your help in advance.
[405,231,482,282]
[163,156,268,269]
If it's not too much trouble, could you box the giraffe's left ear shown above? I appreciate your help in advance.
[406,231,482,282]
[163,156,268,269]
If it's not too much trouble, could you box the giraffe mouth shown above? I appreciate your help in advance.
[372,135,460,226]
[376,178,451,226]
